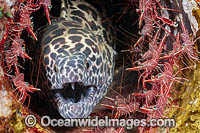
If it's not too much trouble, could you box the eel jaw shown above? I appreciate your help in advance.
[54,82,97,118]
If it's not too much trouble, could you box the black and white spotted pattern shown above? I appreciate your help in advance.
[35,0,116,118]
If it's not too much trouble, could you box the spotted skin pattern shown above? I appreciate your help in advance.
[35,0,116,118]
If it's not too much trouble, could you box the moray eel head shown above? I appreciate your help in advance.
[52,53,98,118]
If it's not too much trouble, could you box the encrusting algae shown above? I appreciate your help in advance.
[161,3,200,132]
[166,63,200,132]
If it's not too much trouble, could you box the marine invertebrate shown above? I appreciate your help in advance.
[0,0,51,107]
[102,96,139,118]
[101,0,199,132]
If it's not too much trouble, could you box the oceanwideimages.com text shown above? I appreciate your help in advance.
[25,115,176,129]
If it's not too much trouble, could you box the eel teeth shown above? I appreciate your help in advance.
[71,83,75,90]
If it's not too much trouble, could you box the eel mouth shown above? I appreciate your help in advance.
[54,82,97,118]
[59,82,94,103]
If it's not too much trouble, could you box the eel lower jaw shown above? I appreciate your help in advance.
[54,82,98,118]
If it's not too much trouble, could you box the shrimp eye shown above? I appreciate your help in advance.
[158,73,162,77]
[153,106,157,110]
[48,5,52,10]
[173,21,178,27]
[54,64,58,72]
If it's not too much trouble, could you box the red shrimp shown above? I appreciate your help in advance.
[179,20,199,61]
[39,0,51,25]
[137,0,153,28]
[160,32,181,66]
[101,96,139,118]
[145,62,191,94]
[132,88,159,106]
[5,36,31,73]
[11,72,40,107]
[127,31,168,88]
[152,3,178,28]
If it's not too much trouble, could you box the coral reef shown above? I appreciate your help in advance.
[0,62,52,132]
[166,63,200,132]
[165,2,200,132]
[0,65,13,118]
[0,0,200,132]
[0,0,52,132]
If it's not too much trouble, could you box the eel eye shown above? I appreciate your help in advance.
[85,60,89,69]
[54,64,58,72]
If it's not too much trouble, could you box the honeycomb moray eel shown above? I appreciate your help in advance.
[34,0,116,118]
